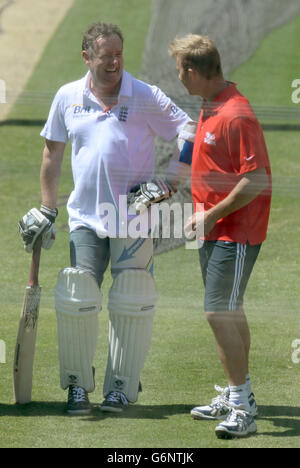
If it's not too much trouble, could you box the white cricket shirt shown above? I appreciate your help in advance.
[41,70,190,237]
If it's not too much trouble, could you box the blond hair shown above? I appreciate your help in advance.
[169,34,222,79]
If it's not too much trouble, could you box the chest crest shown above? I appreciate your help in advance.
[204,131,216,146]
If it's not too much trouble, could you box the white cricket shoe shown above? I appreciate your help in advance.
[215,405,257,439]
[191,385,230,420]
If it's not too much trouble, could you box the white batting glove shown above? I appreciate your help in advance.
[41,224,56,250]
[128,177,175,214]
[18,205,58,253]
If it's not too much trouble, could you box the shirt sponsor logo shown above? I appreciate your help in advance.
[72,104,113,118]
[165,102,179,115]
[72,104,92,114]
[204,131,216,146]
[170,104,178,114]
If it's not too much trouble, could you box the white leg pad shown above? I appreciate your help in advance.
[55,268,102,392]
[104,269,157,402]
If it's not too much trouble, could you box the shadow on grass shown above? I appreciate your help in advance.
[0,401,66,417]
[257,405,300,438]
[0,402,192,420]
[1,402,300,438]
[0,119,46,127]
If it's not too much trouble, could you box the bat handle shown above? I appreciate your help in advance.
[28,237,42,287]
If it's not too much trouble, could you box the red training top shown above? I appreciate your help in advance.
[191,82,272,245]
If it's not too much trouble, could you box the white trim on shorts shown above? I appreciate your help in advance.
[229,243,247,311]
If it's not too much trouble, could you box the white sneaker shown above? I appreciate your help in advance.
[215,404,257,439]
[191,385,259,420]
[248,392,258,417]
[191,385,230,420]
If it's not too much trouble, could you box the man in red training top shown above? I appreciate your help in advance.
[169,34,272,439]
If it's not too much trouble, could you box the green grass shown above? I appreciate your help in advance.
[9,0,152,121]
[230,13,300,108]
[1,3,300,448]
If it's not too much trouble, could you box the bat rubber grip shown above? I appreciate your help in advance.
[28,238,42,287]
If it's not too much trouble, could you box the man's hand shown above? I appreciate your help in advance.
[185,168,270,240]
[18,205,58,253]
[128,177,176,214]
[184,209,218,240]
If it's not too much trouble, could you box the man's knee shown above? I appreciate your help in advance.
[205,308,246,328]
[205,310,217,322]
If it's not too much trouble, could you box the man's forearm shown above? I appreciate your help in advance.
[40,141,65,210]
[205,168,269,234]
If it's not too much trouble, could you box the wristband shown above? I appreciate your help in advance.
[40,205,58,223]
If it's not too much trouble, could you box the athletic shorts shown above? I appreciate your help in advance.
[199,240,261,312]
[70,227,154,287]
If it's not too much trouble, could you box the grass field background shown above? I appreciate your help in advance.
[0,0,300,448]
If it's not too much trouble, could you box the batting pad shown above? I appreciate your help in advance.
[55,268,102,392]
[103,269,157,402]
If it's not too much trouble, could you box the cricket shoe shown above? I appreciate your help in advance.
[100,391,129,413]
[215,404,257,439]
[67,385,91,415]
[191,385,230,420]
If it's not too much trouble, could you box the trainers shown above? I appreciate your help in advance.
[100,391,129,413]
[67,386,91,415]
[248,392,258,417]
[215,404,257,439]
[191,385,230,420]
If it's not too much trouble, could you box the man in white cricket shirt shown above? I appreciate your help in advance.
[18,22,196,414]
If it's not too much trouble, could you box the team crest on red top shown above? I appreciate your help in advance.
[204,131,216,146]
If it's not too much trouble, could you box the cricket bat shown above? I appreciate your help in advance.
[13,238,42,404]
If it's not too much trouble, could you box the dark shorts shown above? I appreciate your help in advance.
[69,227,154,287]
[199,241,261,312]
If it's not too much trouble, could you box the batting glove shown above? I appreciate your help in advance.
[127,177,175,214]
[18,205,58,253]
